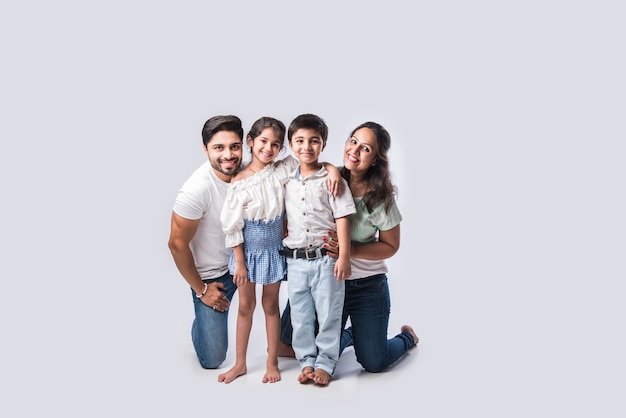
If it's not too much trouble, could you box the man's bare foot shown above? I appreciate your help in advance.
[401,325,419,346]
[312,368,331,385]
[217,363,247,384]
[276,341,295,358]
[262,359,281,383]
[297,366,314,384]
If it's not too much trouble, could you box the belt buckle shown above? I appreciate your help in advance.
[305,248,318,259]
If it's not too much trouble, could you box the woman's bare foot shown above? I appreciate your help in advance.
[401,325,419,346]
[262,358,281,383]
[217,363,247,384]
[312,368,331,385]
[276,341,295,358]
[297,366,314,383]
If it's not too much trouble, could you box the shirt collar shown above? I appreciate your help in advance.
[290,164,327,180]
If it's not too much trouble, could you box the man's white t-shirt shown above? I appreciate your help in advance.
[173,161,230,280]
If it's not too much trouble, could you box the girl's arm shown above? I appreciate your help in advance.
[278,155,343,196]
[220,186,248,286]
[321,162,343,197]
[220,187,246,248]
[231,244,248,286]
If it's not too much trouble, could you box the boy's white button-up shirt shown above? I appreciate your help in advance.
[283,165,356,250]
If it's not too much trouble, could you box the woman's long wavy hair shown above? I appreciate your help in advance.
[340,121,397,213]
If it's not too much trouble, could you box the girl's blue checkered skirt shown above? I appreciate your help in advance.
[229,213,287,285]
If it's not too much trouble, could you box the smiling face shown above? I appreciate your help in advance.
[289,128,325,166]
[248,127,282,166]
[344,127,378,174]
[204,130,243,182]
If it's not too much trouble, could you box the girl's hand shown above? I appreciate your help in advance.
[323,163,344,197]
[233,263,249,287]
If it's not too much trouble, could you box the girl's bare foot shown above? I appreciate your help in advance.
[297,366,314,383]
[217,363,247,384]
[401,325,419,346]
[262,358,281,383]
[312,368,331,385]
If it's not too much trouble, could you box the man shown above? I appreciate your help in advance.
[168,115,244,368]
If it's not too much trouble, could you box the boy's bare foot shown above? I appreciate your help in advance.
[297,366,314,384]
[401,325,419,346]
[217,363,247,384]
[312,368,331,385]
[276,341,295,358]
[262,359,281,383]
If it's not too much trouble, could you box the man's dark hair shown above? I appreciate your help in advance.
[201,115,244,146]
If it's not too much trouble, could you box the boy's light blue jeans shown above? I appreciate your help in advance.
[190,272,237,369]
[287,255,344,376]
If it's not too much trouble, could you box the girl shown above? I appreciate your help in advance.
[218,116,341,383]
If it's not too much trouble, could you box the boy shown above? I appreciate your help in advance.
[281,114,356,385]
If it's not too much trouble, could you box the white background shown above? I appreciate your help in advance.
[1,1,624,417]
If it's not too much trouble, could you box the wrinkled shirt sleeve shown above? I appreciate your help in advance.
[220,185,245,248]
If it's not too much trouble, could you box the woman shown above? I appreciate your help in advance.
[337,121,418,372]
[278,121,418,372]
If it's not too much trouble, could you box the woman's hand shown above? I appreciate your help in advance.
[322,230,339,258]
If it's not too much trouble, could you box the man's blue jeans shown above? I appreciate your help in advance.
[190,272,237,369]
[340,274,415,373]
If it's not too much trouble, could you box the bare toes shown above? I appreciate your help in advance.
[401,325,419,346]
[297,367,314,384]
[217,365,247,383]
[313,369,331,385]
[262,367,281,383]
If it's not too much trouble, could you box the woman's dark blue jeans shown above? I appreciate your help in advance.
[281,273,415,373]
[340,274,415,373]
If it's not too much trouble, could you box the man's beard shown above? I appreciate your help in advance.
[210,157,240,176]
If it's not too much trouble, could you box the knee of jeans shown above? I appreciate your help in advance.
[194,340,226,369]
[198,354,225,369]
[361,361,386,373]
[357,354,386,373]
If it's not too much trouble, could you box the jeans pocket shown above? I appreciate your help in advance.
[351,274,386,289]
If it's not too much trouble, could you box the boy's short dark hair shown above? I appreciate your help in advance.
[202,115,244,147]
[287,114,328,143]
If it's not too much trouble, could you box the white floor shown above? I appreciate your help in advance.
[160,272,425,414]
[4,232,622,417]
